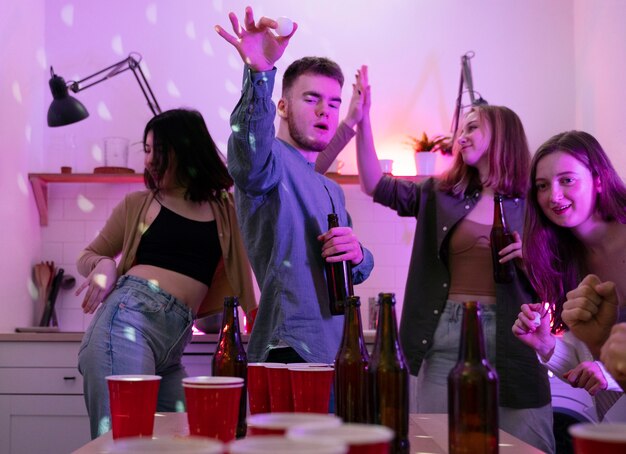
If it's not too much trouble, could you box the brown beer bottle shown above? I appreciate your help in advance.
[326,213,354,315]
[490,194,514,283]
[448,301,499,454]
[334,296,369,422]
[369,293,410,453]
[211,296,247,438]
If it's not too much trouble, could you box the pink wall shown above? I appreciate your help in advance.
[2,1,624,331]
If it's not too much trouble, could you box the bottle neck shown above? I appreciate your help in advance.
[458,302,487,362]
[492,195,507,230]
[341,302,366,349]
[376,300,400,350]
[220,302,242,342]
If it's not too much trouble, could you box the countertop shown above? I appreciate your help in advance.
[0,330,377,343]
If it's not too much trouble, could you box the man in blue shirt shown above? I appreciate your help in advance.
[216,7,374,364]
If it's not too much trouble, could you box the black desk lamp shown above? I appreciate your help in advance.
[451,51,488,137]
[47,52,161,127]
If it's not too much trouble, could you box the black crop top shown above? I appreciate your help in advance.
[135,204,221,286]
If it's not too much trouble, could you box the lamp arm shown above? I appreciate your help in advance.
[67,53,161,116]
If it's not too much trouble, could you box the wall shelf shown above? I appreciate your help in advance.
[29,173,143,226]
[29,172,425,226]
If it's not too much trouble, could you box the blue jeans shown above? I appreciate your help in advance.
[415,300,555,454]
[77,275,194,439]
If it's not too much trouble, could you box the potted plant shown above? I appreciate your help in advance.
[407,132,452,175]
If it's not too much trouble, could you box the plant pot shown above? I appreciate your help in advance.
[415,152,437,175]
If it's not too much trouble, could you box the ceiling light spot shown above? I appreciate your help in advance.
[167,81,181,98]
[146,3,157,24]
[111,35,124,56]
[77,194,95,213]
[202,38,214,56]
[36,48,47,69]
[97,102,112,121]
[61,4,74,26]
[12,82,22,104]
[186,21,196,39]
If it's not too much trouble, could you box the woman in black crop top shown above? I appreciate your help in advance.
[76,109,253,439]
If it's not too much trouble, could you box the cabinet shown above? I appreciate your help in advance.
[0,340,90,454]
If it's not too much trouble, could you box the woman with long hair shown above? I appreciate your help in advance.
[76,109,255,438]
[513,130,626,420]
[355,66,554,453]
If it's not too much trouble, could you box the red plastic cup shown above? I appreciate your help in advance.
[570,423,626,453]
[288,366,334,413]
[105,375,161,439]
[228,436,347,453]
[248,363,281,415]
[183,376,244,442]
[247,412,342,436]
[264,364,294,412]
[288,423,394,454]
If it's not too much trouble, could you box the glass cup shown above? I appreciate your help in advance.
[183,376,244,442]
[105,375,161,439]
[569,422,626,454]
[264,364,294,412]
[288,366,334,413]
[104,137,130,168]
[288,423,394,454]
[378,159,393,175]
[228,435,347,453]
[247,412,342,436]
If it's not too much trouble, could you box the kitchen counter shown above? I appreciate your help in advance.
[0,330,377,343]
[72,412,543,453]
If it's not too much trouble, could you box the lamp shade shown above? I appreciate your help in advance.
[47,73,89,127]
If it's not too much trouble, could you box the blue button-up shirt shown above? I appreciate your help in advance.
[228,68,374,363]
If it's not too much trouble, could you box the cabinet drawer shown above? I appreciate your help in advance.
[0,368,83,394]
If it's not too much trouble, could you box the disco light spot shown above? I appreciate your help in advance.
[202,38,214,56]
[25,124,32,143]
[186,21,196,39]
[97,417,111,437]
[146,3,157,24]
[111,35,124,56]
[140,60,152,79]
[282,260,292,268]
[61,4,74,26]
[123,326,137,342]
[175,400,185,412]
[231,124,240,133]
[228,54,242,70]
[138,222,149,235]
[92,143,104,162]
[167,80,181,98]
[17,173,28,196]
[97,102,112,121]
[147,279,160,291]
[12,82,22,103]
[36,48,47,69]
[77,194,95,213]
[225,79,238,94]
[218,107,230,121]
[94,273,108,289]
[27,277,38,299]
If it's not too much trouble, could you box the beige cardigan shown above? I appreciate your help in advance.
[77,189,256,318]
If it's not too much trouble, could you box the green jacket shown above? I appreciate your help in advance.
[374,175,551,409]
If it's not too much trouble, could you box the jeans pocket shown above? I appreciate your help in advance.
[120,288,164,314]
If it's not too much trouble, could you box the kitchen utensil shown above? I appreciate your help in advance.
[40,268,63,327]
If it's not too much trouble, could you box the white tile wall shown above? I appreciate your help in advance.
[39,182,414,332]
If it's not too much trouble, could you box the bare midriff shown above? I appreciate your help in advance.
[126,264,208,316]
[448,293,497,305]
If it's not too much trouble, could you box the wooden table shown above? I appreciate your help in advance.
[73,412,542,453]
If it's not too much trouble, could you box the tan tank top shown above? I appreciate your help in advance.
[448,218,496,297]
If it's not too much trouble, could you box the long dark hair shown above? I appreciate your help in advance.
[143,109,233,202]
[439,105,531,198]
[524,130,626,332]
